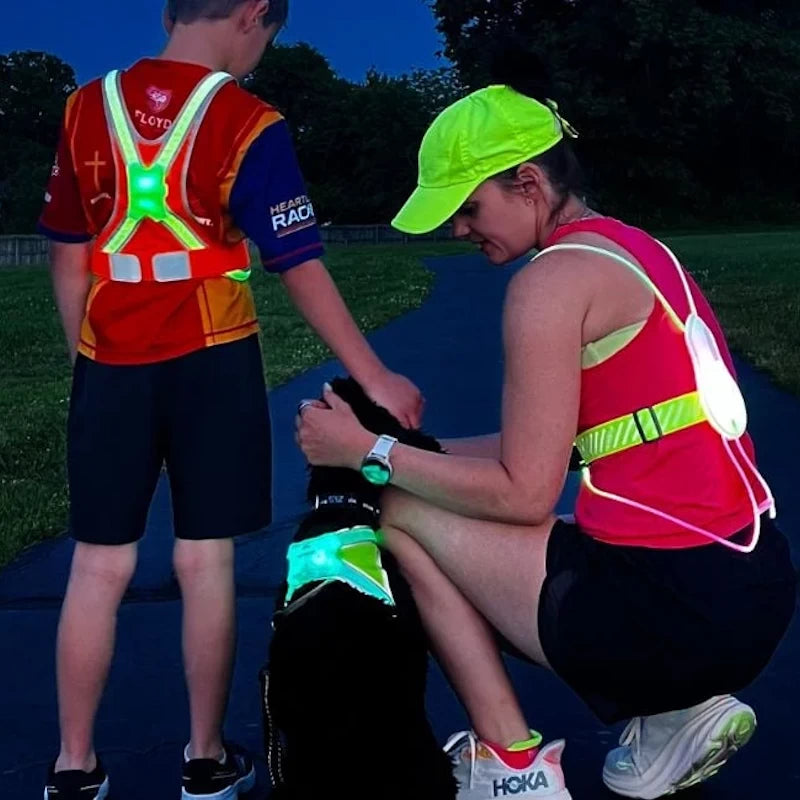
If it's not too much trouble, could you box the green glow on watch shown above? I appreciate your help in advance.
[361,462,390,486]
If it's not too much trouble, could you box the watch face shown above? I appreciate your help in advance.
[361,460,391,486]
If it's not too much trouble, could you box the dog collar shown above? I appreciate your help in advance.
[314,494,380,516]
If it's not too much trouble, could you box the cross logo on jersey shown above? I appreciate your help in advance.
[146,86,172,114]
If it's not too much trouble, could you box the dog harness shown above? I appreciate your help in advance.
[535,241,776,554]
[285,526,395,608]
[91,69,251,283]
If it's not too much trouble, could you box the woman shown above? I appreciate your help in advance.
[295,69,796,799]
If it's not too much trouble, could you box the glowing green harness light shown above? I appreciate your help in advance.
[129,163,168,220]
[100,69,251,283]
[285,527,395,608]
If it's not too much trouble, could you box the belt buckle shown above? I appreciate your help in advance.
[633,406,663,444]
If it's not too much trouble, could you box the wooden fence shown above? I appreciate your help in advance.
[0,225,454,268]
[0,235,50,267]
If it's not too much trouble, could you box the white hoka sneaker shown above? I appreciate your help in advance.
[444,731,572,800]
[603,696,757,798]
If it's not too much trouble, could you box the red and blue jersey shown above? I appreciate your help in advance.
[39,58,324,365]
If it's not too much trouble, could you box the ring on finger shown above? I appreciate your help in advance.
[297,399,315,415]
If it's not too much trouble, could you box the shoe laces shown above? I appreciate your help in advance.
[619,716,644,763]
[444,730,479,789]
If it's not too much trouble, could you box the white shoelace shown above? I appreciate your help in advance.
[444,730,478,789]
[619,717,644,765]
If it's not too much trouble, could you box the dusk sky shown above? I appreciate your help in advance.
[1,0,447,84]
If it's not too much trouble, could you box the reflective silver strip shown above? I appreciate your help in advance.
[153,252,192,282]
[109,254,142,283]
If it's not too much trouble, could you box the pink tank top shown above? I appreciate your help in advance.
[546,217,771,549]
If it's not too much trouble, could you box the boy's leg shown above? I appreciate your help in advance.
[173,538,235,759]
[56,543,138,771]
[56,355,162,772]
[164,336,272,760]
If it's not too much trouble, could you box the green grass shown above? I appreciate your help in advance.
[0,243,465,567]
[663,231,800,396]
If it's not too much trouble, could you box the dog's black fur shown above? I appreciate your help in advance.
[261,377,457,800]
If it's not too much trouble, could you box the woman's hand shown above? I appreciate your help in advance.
[295,384,375,469]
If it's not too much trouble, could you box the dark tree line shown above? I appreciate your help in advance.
[431,0,800,225]
[2,2,798,233]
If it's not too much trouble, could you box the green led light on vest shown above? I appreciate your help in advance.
[224,268,252,283]
[128,163,168,222]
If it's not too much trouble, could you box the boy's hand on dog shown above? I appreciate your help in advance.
[296,384,375,469]
[361,369,424,429]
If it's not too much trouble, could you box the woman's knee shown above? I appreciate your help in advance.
[382,525,447,601]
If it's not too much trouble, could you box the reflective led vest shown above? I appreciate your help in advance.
[534,242,776,554]
[90,69,251,283]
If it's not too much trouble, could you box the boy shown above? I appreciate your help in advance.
[38,2,423,798]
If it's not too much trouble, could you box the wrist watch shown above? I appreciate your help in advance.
[360,435,398,486]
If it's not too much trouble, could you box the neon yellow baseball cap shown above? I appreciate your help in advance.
[392,85,578,235]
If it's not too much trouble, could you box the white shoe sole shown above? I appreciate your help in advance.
[603,698,756,799]
[181,766,256,800]
[44,776,109,800]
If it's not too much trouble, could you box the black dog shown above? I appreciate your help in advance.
[260,377,457,800]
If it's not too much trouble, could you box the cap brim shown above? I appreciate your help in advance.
[391,180,478,235]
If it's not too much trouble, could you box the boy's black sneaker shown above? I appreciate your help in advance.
[182,742,256,799]
[44,758,109,800]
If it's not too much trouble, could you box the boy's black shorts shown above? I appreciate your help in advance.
[67,335,272,544]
